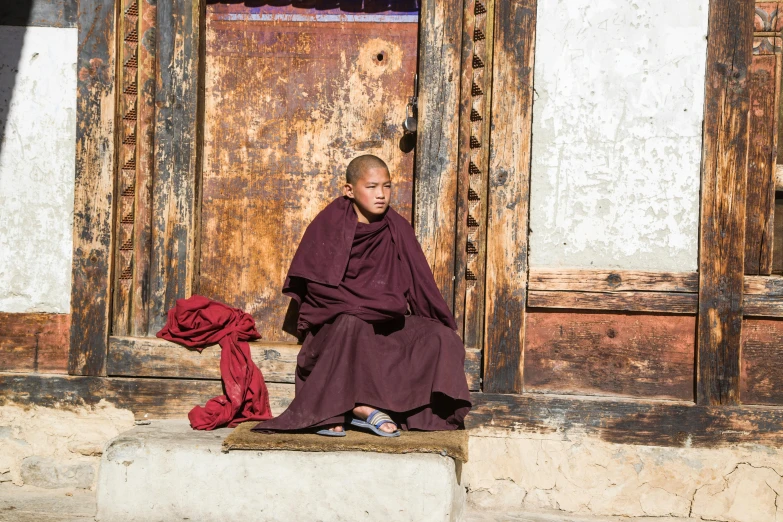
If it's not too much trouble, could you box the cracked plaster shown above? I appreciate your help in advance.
[464,428,783,521]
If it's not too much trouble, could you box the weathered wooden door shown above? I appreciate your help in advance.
[102,0,482,405]
[198,3,419,341]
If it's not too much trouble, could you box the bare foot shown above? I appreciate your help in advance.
[353,405,398,434]
[324,424,344,433]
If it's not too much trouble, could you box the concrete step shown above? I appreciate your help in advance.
[96,420,465,522]
[0,483,96,522]
[0,479,694,522]
[464,511,693,522]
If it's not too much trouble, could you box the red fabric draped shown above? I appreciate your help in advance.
[156,295,273,430]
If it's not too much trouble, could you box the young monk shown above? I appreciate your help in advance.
[252,154,471,436]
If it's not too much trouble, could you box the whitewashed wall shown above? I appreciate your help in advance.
[528,0,709,271]
[0,25,77,313]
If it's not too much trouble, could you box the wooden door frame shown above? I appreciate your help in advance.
[70,0,203,375]
[68,0,465,376]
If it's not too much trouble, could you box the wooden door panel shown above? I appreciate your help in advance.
[199,8,417,341]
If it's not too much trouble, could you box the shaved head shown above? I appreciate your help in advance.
[346,154,389,185]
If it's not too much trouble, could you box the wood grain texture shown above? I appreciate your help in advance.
[776,193,783,274]
[131,0,157,336]
[697,0,755,405]
[467,392,783,448]
[482,0,536,394]
[69,0,117,376]
[524,311,695,401]
[744,294,783,316]
[454,0,495,351]
[527,291,698,314]
[198,12,417,341]
[528,269,699,293]
[744,276,783,316]
[0,314,71,374]
[0,0,77,27]
[106,336,483,391]
[741,318,783,404]
[745,274,783,293]
[107,337,299,383]
[745,53,778,274]
[0,373,294,420]
[414,0,463,313]
[148,0,202,334]
[9,374,783,446]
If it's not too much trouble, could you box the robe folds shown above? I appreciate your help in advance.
[253,196,471,432]
[157,295,273,430]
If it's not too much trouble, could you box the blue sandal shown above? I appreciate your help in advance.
[316,425,347,437]
[350,409,401,437]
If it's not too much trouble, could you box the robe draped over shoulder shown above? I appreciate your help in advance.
[253,196,471,433]
[283,196,457,332]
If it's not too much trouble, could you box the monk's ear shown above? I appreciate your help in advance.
[343,183,354,199]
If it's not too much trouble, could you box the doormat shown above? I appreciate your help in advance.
[222,421,469,462]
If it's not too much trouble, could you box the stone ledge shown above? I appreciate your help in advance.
[96,420,465,522]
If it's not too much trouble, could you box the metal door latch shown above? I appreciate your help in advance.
[403,74,418,134]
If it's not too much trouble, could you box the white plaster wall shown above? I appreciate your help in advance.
[0,26,77,313]
[528,0,709,271]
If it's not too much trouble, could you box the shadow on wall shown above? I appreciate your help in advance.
[0,0,77,160]
[0,2,34,161]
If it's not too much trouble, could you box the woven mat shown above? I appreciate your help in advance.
[222,422,469,462]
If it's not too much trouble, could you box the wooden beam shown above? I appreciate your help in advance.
[468,392,783,448]
[113,0,157,337]
[482,0,536,394]
[8,374,783,447]
[413,0,463,314]
[148,0,203,334]
[527,290,698,314]
[696,0,755,405]
[0,373,293,420]
[744,51,778,274]
[744,275,783,316]
[454,0,495,351]
[528,269,699,293]
[106,336,483,391]
[107,337,299,383]
[744,274,783,294]
[69,0,118,376]
[744,294,783,316]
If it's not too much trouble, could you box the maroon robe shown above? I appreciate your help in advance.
[253,197,471,432]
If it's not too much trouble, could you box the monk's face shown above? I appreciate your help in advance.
[344,167,392,223]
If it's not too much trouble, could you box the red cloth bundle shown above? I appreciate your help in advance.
[156,295,273,430]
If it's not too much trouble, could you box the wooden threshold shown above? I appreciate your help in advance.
[107,336,483,391]
[6,373,783,447]
[0,372,294,419]
[468,392,783,448]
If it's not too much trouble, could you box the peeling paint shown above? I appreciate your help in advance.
[528,0,709,271]
[0,26,77,313]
